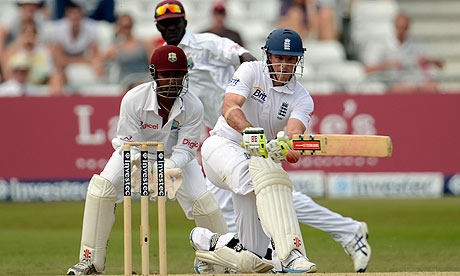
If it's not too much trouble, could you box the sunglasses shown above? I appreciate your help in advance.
[155,4,183,17]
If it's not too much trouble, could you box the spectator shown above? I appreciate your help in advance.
[51,1,101,89]
[0,52,47,96]
[363,13,444,93]
[202,1,245,46]
[1,21,63,95]
[278,0,338,41]
[0,0,44,70]
[52,0,115,23]
[97,13,155,91]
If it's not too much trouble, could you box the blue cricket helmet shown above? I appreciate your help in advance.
[263,28,305,56]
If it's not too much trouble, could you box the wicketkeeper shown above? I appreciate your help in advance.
[67,45,228,275]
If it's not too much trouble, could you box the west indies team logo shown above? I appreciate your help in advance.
[171,119,180,130]
[187,57,194,69]
[168,52,177,62]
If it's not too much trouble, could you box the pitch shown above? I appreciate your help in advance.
[0,198,459,275]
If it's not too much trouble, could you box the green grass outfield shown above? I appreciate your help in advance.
[0,198,459,275]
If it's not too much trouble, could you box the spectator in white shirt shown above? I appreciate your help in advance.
[51,1,101,89]
[363,13,444,93]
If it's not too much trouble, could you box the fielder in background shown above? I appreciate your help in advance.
[153,0,256,129]
[67,45,229,275]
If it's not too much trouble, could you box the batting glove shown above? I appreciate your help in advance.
[266,131,291,163]
[242,127,268,158]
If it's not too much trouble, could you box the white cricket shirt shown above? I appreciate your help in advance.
[115,81,203,169]
[175,31,250,128]
[212,60,314,142]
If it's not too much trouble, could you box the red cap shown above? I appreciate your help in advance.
[155,0,186,22]
[150,45,188,72]
[213,2,226,14]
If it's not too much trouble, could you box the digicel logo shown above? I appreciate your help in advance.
[183,138,199,149]
[141,123,159,129]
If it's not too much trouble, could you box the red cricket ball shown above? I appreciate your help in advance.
[286,150,300,163]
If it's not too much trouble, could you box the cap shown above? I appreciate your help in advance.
[150,45,188,72]
[9,53,30,70]
[154,0,185,22]
[213,2,226,14]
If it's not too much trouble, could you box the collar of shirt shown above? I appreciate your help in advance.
[178,30,192,47]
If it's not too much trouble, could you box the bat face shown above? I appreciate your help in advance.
[288,134,393,157]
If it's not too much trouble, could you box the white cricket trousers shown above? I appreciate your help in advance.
[202,134,360,248]
[209,183,360,247]
[201,135,272,257]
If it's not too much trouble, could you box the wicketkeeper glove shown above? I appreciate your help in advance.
[241,127,268,158]
[130,153,183,200]
[266,131,291,163]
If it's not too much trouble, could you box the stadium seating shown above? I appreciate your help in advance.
[349,0,399,61]
[398,0,460,93]
[1,0,460,94]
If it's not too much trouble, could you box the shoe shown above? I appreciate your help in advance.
[344,222,371,273]
[280,250,317,273]
[67,259,101,275]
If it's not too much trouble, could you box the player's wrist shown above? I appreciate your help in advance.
[241,126,263,135]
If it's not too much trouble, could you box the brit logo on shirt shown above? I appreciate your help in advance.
[228,76,240,87]
[250,87,267,104]
[277,102,289,120]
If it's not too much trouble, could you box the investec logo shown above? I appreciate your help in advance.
[141,153,149,196]
[250,87,267,104]
[157,152,165,196]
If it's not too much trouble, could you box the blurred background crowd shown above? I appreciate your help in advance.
[0,0,459,96]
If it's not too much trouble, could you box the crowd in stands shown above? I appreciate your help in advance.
[0,0,454,96]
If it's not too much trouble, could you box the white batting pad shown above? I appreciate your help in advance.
[192,191,229,234]
[249,156,306,261]
[195,247,273,273]
[79,174,117,272]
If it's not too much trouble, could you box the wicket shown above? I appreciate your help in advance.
[123,142,166,276]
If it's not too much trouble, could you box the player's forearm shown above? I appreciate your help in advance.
[225,108,251,133]
[222,93,251,133]
[285,118,306,139]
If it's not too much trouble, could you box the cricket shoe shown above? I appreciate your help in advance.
[279,249,317,273]
[344,221,371,273]
[67,258,101,275]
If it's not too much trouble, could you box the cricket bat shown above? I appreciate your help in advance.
[287,134,393,157]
